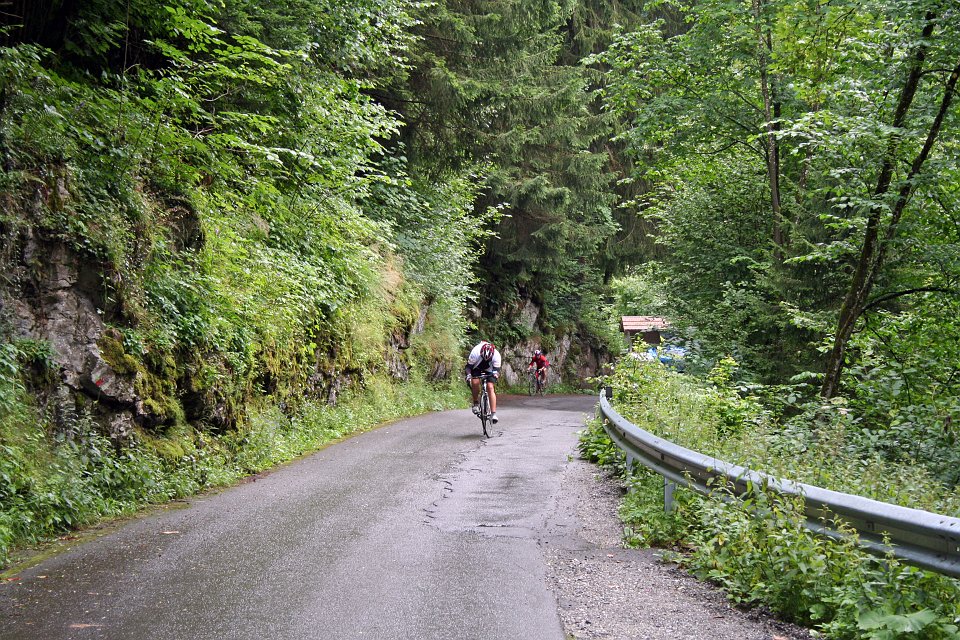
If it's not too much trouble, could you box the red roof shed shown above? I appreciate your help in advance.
[620,316,669,349]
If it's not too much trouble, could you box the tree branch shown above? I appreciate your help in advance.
[863,287,959,313]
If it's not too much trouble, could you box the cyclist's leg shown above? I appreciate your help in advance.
[486,385,498,425]
[470,374,481,403]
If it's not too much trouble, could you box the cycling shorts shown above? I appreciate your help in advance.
[469,367,498,382]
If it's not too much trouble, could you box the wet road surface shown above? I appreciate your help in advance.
[0,394,596,640]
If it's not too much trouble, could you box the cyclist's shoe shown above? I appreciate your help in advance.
[491,412,499,424]
[471,404,480,415]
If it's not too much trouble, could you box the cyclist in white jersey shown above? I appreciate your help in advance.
[465,341,502,423]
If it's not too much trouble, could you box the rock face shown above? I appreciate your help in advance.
[499,337,607,390]
[2,231,139,438]
[492,300,611,390]
[1,224,607,439]
[0,228,443,438]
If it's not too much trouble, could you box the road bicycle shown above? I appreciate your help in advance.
[475,371,496,438]
[527,368,547,396]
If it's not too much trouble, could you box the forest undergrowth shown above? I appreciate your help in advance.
[579,359,960,640]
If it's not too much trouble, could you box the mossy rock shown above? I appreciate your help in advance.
[99,329,186,428]
[186,360,220,394]
[149,435,186,461]
[136,374,186,427]
[139,426,196,461]
[98,330,139,376]
[145,349,179,379]
[390,300,420,331]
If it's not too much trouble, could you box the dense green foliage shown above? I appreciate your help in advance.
[596,0,960,392]
[0,0,483,410]
[580,358,960,638]
[602,358,960,517]
[375,0,647,348]
[0,0,493,563]
[596,0,960,501]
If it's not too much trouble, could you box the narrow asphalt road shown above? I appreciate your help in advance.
[0,394,807,640]
[0,395,595,640]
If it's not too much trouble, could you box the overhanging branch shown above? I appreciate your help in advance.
[863,286,959,313]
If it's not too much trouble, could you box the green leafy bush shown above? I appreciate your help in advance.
[583,358,960,638]
[577,419,625,471]
[686,482,960,638]
[619,466,690,549]
[602,358,960,516]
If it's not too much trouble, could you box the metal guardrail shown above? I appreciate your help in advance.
[597,392,960,579]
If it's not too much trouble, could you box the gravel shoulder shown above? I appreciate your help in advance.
[542,457,811,640]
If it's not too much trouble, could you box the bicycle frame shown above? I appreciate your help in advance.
[475,372,495,438]
[528,368,546,395]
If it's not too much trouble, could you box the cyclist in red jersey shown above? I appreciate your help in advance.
[527,349,549,387]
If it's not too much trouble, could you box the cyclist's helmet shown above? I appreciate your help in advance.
[534,350,542,356]
[480,342,495,360]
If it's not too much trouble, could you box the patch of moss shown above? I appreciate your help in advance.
[100,328,185,427]
[138,426,195,461]
[135,367,185,427]
[98,330,139,376]
[390,299,420,334]
[186,361,219,394]
[149,435,186,460]
[390,279,422,330]
[180,355,244,429]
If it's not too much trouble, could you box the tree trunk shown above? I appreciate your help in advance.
[820,13,952,399]
[753,0,784,260]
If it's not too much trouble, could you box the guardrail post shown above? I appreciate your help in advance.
[597,386,613,420]
[664,479,676,513]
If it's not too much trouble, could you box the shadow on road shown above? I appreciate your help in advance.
[497,394,598,412]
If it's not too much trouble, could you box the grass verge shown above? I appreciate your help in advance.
[0,376,465,569]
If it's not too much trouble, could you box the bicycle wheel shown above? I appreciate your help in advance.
[528,373,536,396]
[537,374,546,396]
[480,391,492,438]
